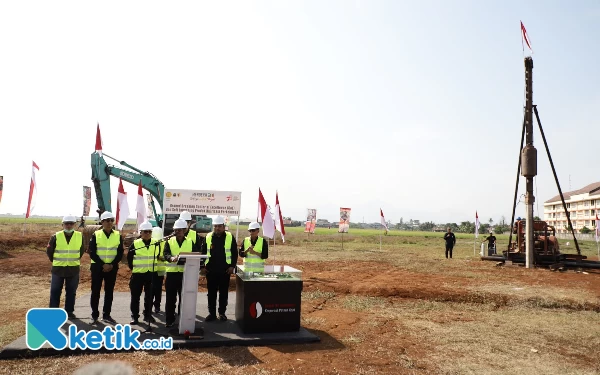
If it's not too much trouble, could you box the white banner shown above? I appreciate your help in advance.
[163,189,242,216]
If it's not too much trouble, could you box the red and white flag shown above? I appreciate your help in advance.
[25,161,39,218]
[520,21,533,53]
[257,188,275,239]
[380,208,388,232]
[596,214,600,242]
[135,180,146,231]
[95,123,103,156]
[274,191,286,242]
[475,211,480,238]
[115,178,130,230]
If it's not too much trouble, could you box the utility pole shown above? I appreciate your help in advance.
[522,57,537,268]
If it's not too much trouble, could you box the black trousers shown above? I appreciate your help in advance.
[206,270,230,315]
[129,273,153,319]
[90,264,118,319]
[445,244,454,259]
[152,274,164,310]
[165,272,183,324]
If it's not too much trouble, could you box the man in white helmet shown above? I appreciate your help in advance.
[88,211,124,324]
[46,215,84,319]
[127,221,160,325]
[200,215,238,322]
[162,218,199,327]
[179,210,205,250]
[151,226,167,313]
[239,222,269,274]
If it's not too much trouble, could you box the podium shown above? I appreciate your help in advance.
[177,253,208,335]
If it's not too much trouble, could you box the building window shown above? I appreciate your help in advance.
[567,203,571,208]
[585,210,590,216]
[585,221,590,226]
[585,201,590,207]
[592,210,595,216]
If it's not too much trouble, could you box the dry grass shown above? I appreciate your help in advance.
[0,274,50,347]
[381,300,600,375]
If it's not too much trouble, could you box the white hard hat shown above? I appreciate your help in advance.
[62,215,77,223]
[100,211,115,221]
[139,221,153,231]
[173,218,188,229]
[179,211,192,221]
[151,227,163,240]
[248,222,260,231]
[213,215,225,225]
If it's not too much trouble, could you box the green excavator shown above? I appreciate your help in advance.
[90,152,212,235]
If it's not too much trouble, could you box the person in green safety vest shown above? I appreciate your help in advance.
[88,211,124,324]
[200,215,238,322]
[126,221,159,325]
[46,215,84,320]
[239,221,269,274]
[151,226,167,314]
[163,218,199,327]
[179,210,205,249]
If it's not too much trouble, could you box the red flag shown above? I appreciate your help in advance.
[380,208,388,231]
[520,21,533,52]
[257,188,275,239]
[274,191,286,242]
[115,178,130,230]
[135,180,146,231]
[25,161,39,218]
[95,123,103,156]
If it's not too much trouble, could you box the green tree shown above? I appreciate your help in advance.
[419,221,435,231]
[534,216,541,221]
[580,226,592,234]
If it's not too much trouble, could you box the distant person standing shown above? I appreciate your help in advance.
[443,227,456,259]
[483,232,497,255]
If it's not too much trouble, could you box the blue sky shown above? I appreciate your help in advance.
[0,0,598,224]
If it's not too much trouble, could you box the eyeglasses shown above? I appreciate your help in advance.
[103,219,114,222]
[63,222,75,225]
[249,229,258,232]
[141,230,152,234]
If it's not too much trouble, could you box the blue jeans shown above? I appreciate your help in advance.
[49,272,80,314]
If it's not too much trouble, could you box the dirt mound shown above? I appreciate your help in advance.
[0,232,50,252]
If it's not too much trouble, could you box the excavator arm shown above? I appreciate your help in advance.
[91,152,164,225]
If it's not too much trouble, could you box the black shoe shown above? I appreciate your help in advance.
[130,319,140,325]
[166,321,174,327]
[218,314,227,321]
[67,313,77,320]
[144,315,156,323]
[91,316,99,324]
[102,315,117,324]
[205,314,217,322]
[154,307,161,314]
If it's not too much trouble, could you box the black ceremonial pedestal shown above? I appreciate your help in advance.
[235,266,303,334]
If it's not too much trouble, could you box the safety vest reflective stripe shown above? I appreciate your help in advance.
[243,237,264,273]
[166,237,191,272]
[91,230,120,264]
[53,231,82,267]
[205,232,232,265]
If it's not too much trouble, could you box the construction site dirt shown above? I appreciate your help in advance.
[1,229,599,374]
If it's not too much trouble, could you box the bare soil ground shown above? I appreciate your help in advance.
[1,230,599,375]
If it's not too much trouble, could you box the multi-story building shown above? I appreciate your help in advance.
[543,182,600,233]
